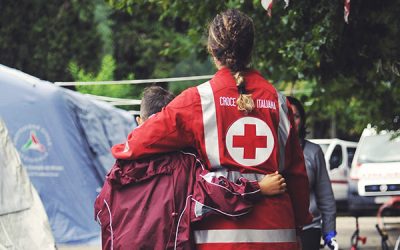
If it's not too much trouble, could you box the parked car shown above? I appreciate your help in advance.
[310,138,358,207]
[348,127,400,214]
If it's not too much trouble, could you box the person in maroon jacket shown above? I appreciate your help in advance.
[95,86,287,250]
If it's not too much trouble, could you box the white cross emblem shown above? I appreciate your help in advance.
[225,117,274,166]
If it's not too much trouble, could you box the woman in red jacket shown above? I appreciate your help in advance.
[112,9,311,250]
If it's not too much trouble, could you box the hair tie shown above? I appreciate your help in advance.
[215,48,226,58]
[237,83,246,94]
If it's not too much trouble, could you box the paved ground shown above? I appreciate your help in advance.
[334,216,399,249]
[58,215,400,250]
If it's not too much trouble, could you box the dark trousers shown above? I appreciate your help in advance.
[300,228,322,250]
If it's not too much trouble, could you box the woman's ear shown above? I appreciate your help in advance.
[135,116,142,126]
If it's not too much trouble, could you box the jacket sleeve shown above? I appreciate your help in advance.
[190,167,263,222]
[283,101,313,229]
[111,89,196,160]
[314,146,336,234]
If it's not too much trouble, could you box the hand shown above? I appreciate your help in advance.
[326,238,338,250]
[324,231,338,250]
[259,171,287,196]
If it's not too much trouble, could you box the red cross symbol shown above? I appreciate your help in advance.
[232,124,267,159]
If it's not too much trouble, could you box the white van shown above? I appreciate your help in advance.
[347,127,400,214]
[310,138,358,204]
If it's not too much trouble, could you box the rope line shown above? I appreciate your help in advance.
[55,75,214,86]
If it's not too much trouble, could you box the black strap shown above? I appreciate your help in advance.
[237,83,246,94]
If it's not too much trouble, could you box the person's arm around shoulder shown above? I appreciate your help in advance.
[111,88,197,160]
[191,169,287,221]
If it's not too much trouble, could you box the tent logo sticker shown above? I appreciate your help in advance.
[14,124,52,163]
[22,131,46,153]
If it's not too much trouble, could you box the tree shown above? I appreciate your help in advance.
[2,0,397,136]
[316,0,400,134]
[107,0,399,136]
[0,0,103,82]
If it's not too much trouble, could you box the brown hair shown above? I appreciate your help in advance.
[208,9,255,113]
[140,86,175,121]
[287,96,307,140]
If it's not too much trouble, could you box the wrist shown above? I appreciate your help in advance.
[244,181,263,202]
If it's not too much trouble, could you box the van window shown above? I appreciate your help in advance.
[329,145,343,170]
[347,147,356,167]
[357,134,400,163]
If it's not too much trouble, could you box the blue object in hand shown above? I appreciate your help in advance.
[324,230,338,250]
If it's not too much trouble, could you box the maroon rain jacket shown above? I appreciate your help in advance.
[94,151,262,250]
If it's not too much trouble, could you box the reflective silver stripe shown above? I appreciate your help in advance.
[194,200,204,217]
[104,199,114,250]
[202,169,265,182]
[194,229,297,244]
[193,199,249,218]
[174,195,192,250]
[276,90,290,172]
[197,81,221,168]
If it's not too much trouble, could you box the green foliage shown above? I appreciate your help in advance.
[1,0,398,138]
[69,55,115,82]
[94,2,115,55]
[69,54,138,99]
[107,2,192,81]
[107,0,399,135]
[169,53,214,94]
[0,0,103,82]
[316,0,400,133]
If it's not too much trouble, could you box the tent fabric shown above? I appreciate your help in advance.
[0,119,32,215]
[64,91,134,179]
[0,64,136,244]
[0,119,55,250]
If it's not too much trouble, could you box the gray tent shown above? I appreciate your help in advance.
[0,119,55,249]
[0,64,136,244]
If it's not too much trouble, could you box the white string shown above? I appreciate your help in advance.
[54,75,214,86]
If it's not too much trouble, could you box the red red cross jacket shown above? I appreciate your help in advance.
[112,68,312,249]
